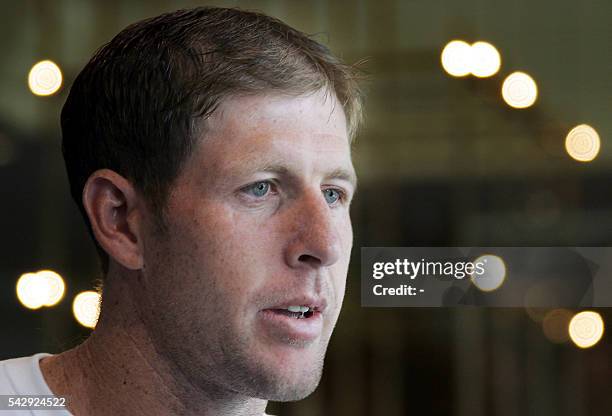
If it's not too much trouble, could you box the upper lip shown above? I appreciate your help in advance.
[264,296,328,313]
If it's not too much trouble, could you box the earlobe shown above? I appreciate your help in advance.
[82,169,145,270]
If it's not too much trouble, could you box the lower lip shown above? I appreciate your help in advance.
[258,309,324,344]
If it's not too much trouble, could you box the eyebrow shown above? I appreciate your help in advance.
[257,162,358,191]
[325,167,358,191]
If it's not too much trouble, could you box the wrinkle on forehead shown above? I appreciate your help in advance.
[205,90,348,143]
[176,90,354,198]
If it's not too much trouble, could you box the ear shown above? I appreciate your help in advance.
[82,169,145,270]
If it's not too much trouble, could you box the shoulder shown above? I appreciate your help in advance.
[0,353,53,394]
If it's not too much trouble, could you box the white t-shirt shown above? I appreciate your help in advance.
[0,353,71,416]
[0,353,274,416]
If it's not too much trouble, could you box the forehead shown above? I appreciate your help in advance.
[187,91,354,178]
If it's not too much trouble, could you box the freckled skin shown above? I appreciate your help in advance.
[138,91,356,401]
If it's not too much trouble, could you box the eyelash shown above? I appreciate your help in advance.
[241,180,348,206]
[322,187,347,206]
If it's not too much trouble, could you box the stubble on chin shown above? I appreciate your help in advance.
[218,338,327,402]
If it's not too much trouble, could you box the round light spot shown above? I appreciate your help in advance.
[16,273,47,310]
[37,270,66,307]
[568,310,605,348]
[470,41,501,78]
[441,40,473,77]
[16,270,66,309]
[28,60,62,96]
[471,254,506,292]
[565,124,601,162]
[73,291,101,329]
[501,71,538,109]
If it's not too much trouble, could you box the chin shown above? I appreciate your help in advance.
[228,345,326,402]
[268,343,328,398]
[256,366,323,402]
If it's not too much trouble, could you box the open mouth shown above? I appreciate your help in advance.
[259,304,324,342]
[269,305,316,319]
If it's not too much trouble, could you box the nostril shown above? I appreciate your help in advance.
[298,254,319,264]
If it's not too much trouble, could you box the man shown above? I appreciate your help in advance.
[0,6,363,416]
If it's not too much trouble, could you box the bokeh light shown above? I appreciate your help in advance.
[28,60,63,96]
[16,273,47,310]
[501,71,538,109]
[441,40,501,78]
[565,124,601,162]
[16,270,66,310]
[471,254,506,292]
[568,310,605,348]
[37,270,66,307]
[470,41,501,78]
[73,291,101,329]
[441,40,472,77]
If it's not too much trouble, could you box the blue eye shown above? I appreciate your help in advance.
[247,181,270,198]
[323,188,342,205]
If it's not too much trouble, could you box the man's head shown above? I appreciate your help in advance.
[61,7,362,402]
[62,7,362,275]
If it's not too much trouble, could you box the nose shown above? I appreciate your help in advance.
[284,189,342,270]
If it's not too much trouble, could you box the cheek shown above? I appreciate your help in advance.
[172,204,279,299]
[142,210,271,348]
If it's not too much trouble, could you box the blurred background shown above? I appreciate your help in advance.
[1,0,611,415]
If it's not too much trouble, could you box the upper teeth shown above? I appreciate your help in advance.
[287,305,310,313]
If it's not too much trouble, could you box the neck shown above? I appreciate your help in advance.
[40,269,268,416]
